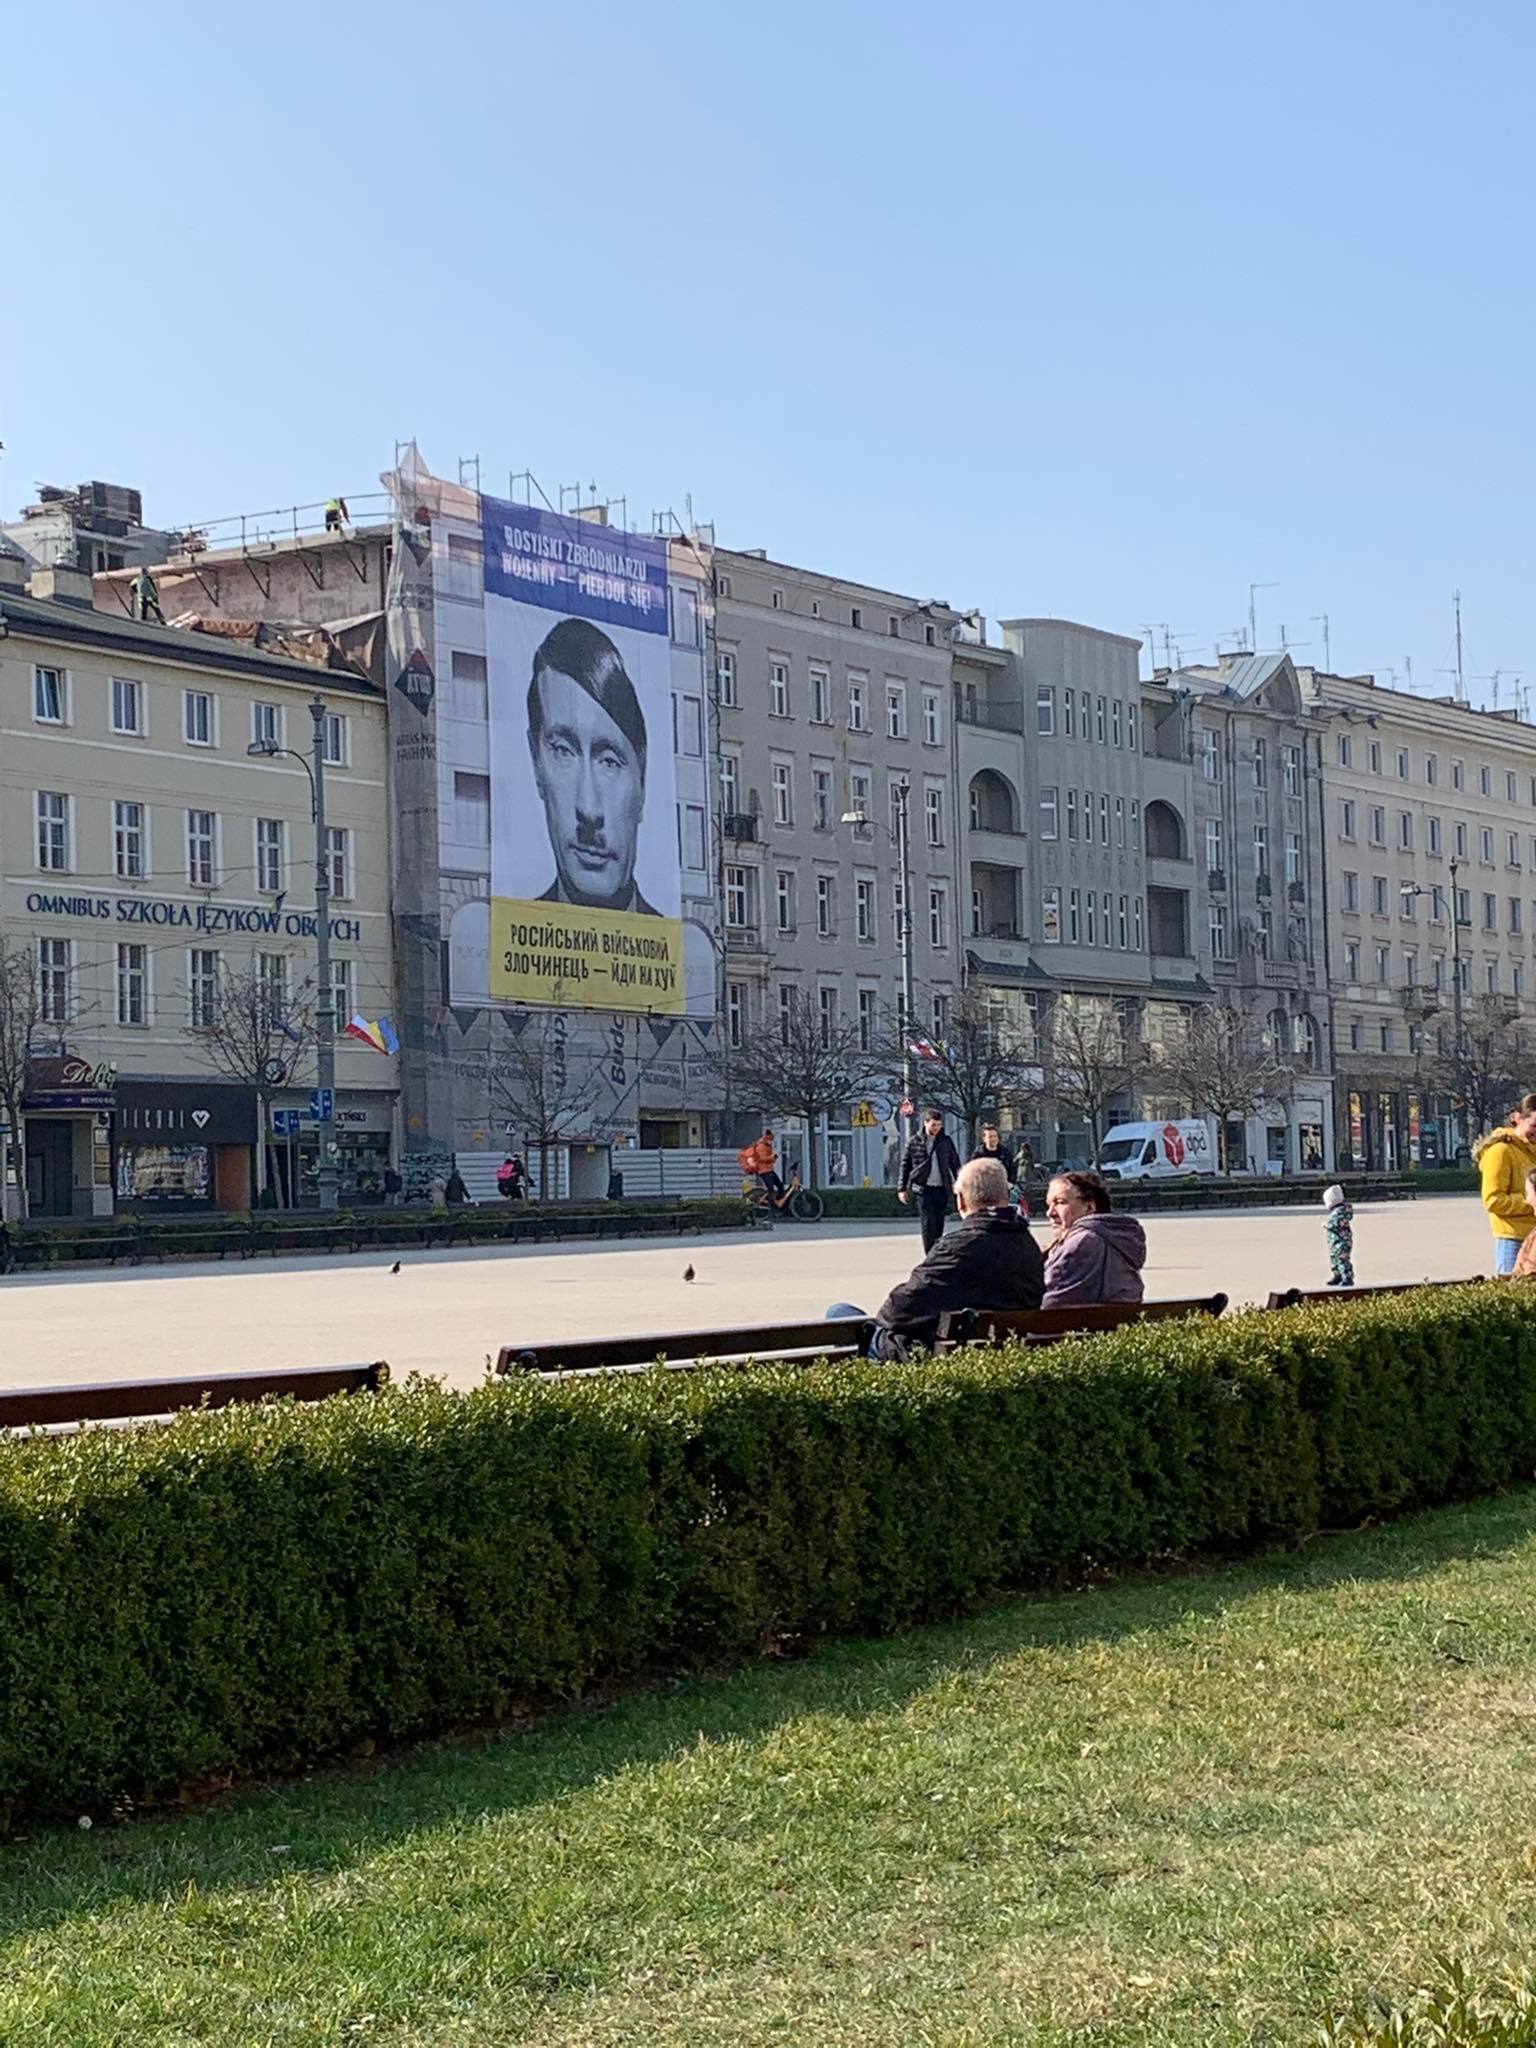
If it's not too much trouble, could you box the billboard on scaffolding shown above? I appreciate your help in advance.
[482,498,684,1013]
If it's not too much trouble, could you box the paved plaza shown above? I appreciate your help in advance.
[0,1193,1496,1395]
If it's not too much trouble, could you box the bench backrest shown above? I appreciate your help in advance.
[0,1361,389,1430]
[960,1294,1229,1346]
[496,1319,872,1377]
[1265,1277,1485,1310]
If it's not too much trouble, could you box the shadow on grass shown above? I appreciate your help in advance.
[2,1484,1533,1946]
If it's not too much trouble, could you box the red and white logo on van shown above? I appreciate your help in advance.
[1161,1122,1185,1166]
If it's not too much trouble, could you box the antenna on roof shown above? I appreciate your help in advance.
[1248,580,1278,653]
[1310,614,1331,671]
[1454,589,1465,703]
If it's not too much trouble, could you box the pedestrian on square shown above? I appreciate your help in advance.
[1513,1171,1536,1277]
[1474,1096,1536,1275]
[968,1121,1017,1187]
[1322,1183,1355,1287]
[899,1108,962,1253]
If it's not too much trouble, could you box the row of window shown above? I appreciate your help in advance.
[1340,803,1536,867]
[31,668,351,763]
[1040,888,1147,952]
[1198,731,1303,793]
[1337,732,1536,806]
[1039,788,1143,849]
[718,577,940,647]
[722,979,901,1054]
[1201,819,1305,883]
[717,649,945,744]
[1337,874,1536,937]
[1034,687,1140,751]
[1340,941,1523,996]
[33,792,352,896]
[744,755,946,842]
[723,865,951,948]
[34,938,357,1032]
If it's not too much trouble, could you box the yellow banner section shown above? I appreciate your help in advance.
[490,898,685,1014]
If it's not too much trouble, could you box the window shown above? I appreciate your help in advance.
[1042,886,1062,943]
[1369,741,1382,774]
[1080,690,1092,736]
[1099,794,1110,845]
[1206,819,1223,872]
[1254,823,1270,878]
[1282,744,1300,796]
[1349,1021,1362,1052]
[922,688,942,745]
[856,876,876,941]
[1285,832,1302,884]
[252,702,281,749]
[888,615,900,638]
[1426,754,1438,786]
[816,986,837,1051]
[1252,737,1267,788]
[771,589,783,610]
[1399,749,1410,780]
[182,689,214,746]
[186,809,217,887]
[849,766,871,818]
[328,958,354,1030]
[1455,821,1468,858]
[1405,946,1418,985]
[717,648,737,706]
[726,982,746,1048]
[1480,764,1493,797]
[1338,734,1353,768]
[1201,729,1218,780]
[1066,889,1081,943]
[1455,886,1471,926]
[1429,816,1443,854]
[1095,696,1107,745]
[1340,798,1356,839]
[1128,704,1139,752]
[725,866,748,929]
[858,986,877,1051]
[1066,789,1077,841]
[1376,944,1391,984]
[719,753,739,819]
[816,874,835,938]
[1345,940,1361,980]
[1512,898,1524,936]
[1401,883,1417,920]
[1064,692,1075,739]
[886,683,907,739]
[771,760,793,826]
[1481,826,1495,864]
[1118,896,1129,948]
[929,886,948,948]
[1368,806,1386,845]
[1488,959,1501,995]
[110,676,144,735]
[326,826,351,900]
[321,713,349,766]
[811,764,833,832]
[33,666,65,724]
[186,947,220,1030]
[1342,871,1359,912]
[1210,905,1228,958]
[1085,893,1097,947]
[775,870,795,935]
[1036,686,1056,736]
[1130,798,1140,843]
[37,937,72,1025]
[1518,964,1527,1003]
[257,953,288,1024]
[1111,700,1122,748]
[850,606,862,630]
[809,668,830,723]
[777,984,795,1045]
[769,661,789,717]
[1371,875,1388,916]
[892,875,907,947]
[1115,796,1125,847]
[256,817,285,893]
[117,943,148,1027]
[925,785,945,846]
[36,791,69,872]
[1399,812,1414,851]
[1452,758,1465,791]
[847,675,867,731]
[1039,787,1058,841]
[1483,891,1498,931]
[1132,894,1144,950]
[1380,1021,1392,1052]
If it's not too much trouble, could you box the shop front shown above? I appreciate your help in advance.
[20,1054,117,1218]
[267,1090,396,1206]
[114,1080,257,1212]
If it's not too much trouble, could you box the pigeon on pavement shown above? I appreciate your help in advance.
[390,1261,401,1275]
[683,1263,696,1283]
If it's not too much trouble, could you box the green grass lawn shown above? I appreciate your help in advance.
[7,1493,1536,2047]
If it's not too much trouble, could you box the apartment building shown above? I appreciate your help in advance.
[0,564,395,1217]
[714,549,961,1178]
[1301,667,1536,1169]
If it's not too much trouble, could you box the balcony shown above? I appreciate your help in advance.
[723,812,758,843]
[969,828,1026,868]
[958,699,1025,734]
[1150,952,1201,983]
[724,925,765,955]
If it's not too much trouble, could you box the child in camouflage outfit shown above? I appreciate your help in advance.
[1322,1183,1354,1287]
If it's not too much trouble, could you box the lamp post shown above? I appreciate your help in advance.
[248,694,338,1210]
[842,780,915,1155]
[1401,853,1465,1164]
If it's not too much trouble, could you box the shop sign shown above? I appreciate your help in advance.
[24,891,361,943]
[25,1055,117,1111]
[115,1082,257,1145]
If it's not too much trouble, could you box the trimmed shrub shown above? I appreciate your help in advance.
[1,1285,1534,1826]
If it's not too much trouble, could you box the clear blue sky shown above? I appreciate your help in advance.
[6,0,1533,702]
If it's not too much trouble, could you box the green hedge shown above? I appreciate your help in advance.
[2,1284,1534,1827]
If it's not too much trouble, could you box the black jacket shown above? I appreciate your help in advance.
[875,1207,1045,1350]
[900,1128,962,1196]
[968,1140,1016,1182]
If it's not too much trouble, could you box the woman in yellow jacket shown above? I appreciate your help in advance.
[1473,1094,1536,1274]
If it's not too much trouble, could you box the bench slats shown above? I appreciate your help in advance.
[496,1319,871,1377]
[959,1294,1228,1346]
[0,1362,389,1429]
[1265,1278,1485,1310]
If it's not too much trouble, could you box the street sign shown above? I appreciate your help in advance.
[309,1087,334,1121]
[271,1109,300,1135]
[851,1101,878,1128]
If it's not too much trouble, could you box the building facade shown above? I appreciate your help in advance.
[0,566,395,1217]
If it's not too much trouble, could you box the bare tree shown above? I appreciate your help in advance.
[897,985,1044,1148]
[1046,996,1143,1164]
[189,959,313,1203]
[489,1005,604,1200]
[1157,1003,1294,1172]
[0,945,45,1221]
[1433,993,1526,1148]
[719,987,877,1184]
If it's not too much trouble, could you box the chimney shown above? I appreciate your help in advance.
[29,564,95,608]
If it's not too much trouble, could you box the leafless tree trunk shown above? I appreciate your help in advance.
[489,1005,603,1201]
[1156,1003,1294,1172]
[894,985,1044,1151]
[1047,996,1143,1165]
[188,960,313,1205]
[1433,993,1525,1147]
[714,987,877,1185]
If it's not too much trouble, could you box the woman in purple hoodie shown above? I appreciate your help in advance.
[1042,1170,1147,1307]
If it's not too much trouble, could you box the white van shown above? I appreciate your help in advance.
[1096,1119,1216,1181]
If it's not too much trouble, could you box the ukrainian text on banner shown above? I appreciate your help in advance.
[482,499,683,1013]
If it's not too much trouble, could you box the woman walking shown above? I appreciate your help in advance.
[1474,1095,1536,1275]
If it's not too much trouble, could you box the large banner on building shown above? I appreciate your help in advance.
[482,498,684,1013]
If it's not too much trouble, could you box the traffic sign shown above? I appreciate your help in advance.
[309,1087,334,1121]
[271,1109,300,1135]
[851,1101,878,1128]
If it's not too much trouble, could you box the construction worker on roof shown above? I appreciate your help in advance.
[130,566,164,624]
[324,496,350,536]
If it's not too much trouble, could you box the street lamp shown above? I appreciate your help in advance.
[842,781,916,1152]
[1401,854,1466,1163]
[247,694,338,1210]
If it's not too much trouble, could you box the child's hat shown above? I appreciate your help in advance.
[1323,1183,1346,1208]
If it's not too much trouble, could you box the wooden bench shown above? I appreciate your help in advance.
[496,1318,873,1378]
[1265,1277,1486,1310]
[0,1361,390,1430]
[951,1293,1229,1348]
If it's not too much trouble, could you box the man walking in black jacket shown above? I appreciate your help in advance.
[899,1106,963,1253]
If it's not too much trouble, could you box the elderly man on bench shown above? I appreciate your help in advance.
[829,1155,1045,1360]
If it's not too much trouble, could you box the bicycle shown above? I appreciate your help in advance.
[746,1173,824,1223]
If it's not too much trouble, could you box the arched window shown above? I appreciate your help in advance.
[1143,799,1187,860]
